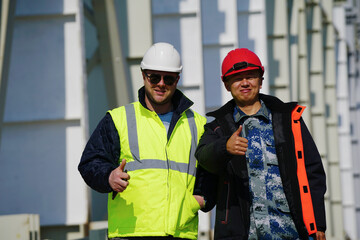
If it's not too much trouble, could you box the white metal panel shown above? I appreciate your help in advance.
[322,2,344,236]
[237,0,268,94]
[126,0,152,58]
[237,12,266,59]
[345,2,360,237]
[66,125,88,225]
[16,0,77,15]
[289,1,299,102]
[152,0,199,15]
[265,0,290,100]
[333,5,358,239]
[0,122,69,225]
[65,8,88,224]
[355,84,360,224]
[238,0,265,12]
[202,47,231,109]
[219,47,237,105]
[4,17,73,122]
[65,20,84,119]
[180,17,203,87]
[201,0,236,113]
[0,214,40,240]
[0,0,88,227]
[218,0,237,45]
[129,63,145,103]
[0,0,16,148]
[63,0,79,14]
[340,170,357,233]
[86,65,109,132]
[16,0,66,15]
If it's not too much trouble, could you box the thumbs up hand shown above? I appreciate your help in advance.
[226,125,248,156]
[109,159,130,193]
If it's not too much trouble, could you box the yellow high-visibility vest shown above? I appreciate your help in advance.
[107,102,206,239]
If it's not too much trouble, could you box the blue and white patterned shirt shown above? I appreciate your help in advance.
[234,101,300,240]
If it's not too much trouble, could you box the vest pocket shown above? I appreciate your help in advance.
[177,190,201,229]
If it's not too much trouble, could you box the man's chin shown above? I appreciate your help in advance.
[150,97,170,106]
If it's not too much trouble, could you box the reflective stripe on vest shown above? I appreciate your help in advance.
[124,104,198,177]
[291,105,317,235]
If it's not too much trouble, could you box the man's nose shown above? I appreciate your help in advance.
[240,78,250,85]
[157,76,166,86]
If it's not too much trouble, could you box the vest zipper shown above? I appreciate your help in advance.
[165,144,170,233]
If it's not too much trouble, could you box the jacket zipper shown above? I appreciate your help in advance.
[221,181,230,224]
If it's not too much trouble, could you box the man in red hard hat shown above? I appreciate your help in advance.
[195,48,327,239]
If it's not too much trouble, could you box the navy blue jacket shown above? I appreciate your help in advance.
[78,87,195,193]
[194,94,326,240]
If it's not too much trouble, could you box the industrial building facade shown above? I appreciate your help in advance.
[0,0,359,239]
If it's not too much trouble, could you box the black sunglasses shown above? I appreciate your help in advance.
[143,71,178,86]
[224,61,262,78]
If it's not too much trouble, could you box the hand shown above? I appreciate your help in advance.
[315,231,326,240]
[226,125,248,155]
[109,159,130,192]
[193,195,205,208]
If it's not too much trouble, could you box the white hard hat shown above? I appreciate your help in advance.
[140,42,183,73]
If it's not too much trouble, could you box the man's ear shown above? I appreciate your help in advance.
[224,81,231,91]
[259,77,263,89]
[141,71,147,82]
[173,74,180,85]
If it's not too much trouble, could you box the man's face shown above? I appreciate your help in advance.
[224,70,263,107]
[143,70,180,107]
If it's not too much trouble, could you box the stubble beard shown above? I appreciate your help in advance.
[145,89,172,107]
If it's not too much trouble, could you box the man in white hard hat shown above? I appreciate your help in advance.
[78,42,207,239]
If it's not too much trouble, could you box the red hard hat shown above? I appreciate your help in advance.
[221,48,264,81]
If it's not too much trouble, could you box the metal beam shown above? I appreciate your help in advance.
[92,0,130,109]
[295,0,312,127]
[266,0,291,101]
[322,1,345,239]
[86,46,100,75]
[0,0,16,148]
[83,2,95,26]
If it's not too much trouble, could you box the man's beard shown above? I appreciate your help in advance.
[145,90,171,106]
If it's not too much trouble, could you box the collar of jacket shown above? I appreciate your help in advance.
[138,86,194,140]
[138,86,194,115]
[207,93,298,119]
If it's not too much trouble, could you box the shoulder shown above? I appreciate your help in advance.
[203,102,237,134]
[259,94,298,113]
[203,117,228,137]
[89,113,118,143]
[108,102,139,117]
[190,109,207,120]
[206,99,235,119]
[185,109,207,129]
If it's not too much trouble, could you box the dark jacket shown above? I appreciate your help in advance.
[78,87,194,193]
[194,94,326,240]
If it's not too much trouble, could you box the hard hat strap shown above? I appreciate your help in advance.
[223,61,262,78]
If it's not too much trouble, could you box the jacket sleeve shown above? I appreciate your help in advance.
[195,122,232,175]
[301,118,327,232]
[78,113,120,193]
[194,165,218,212]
